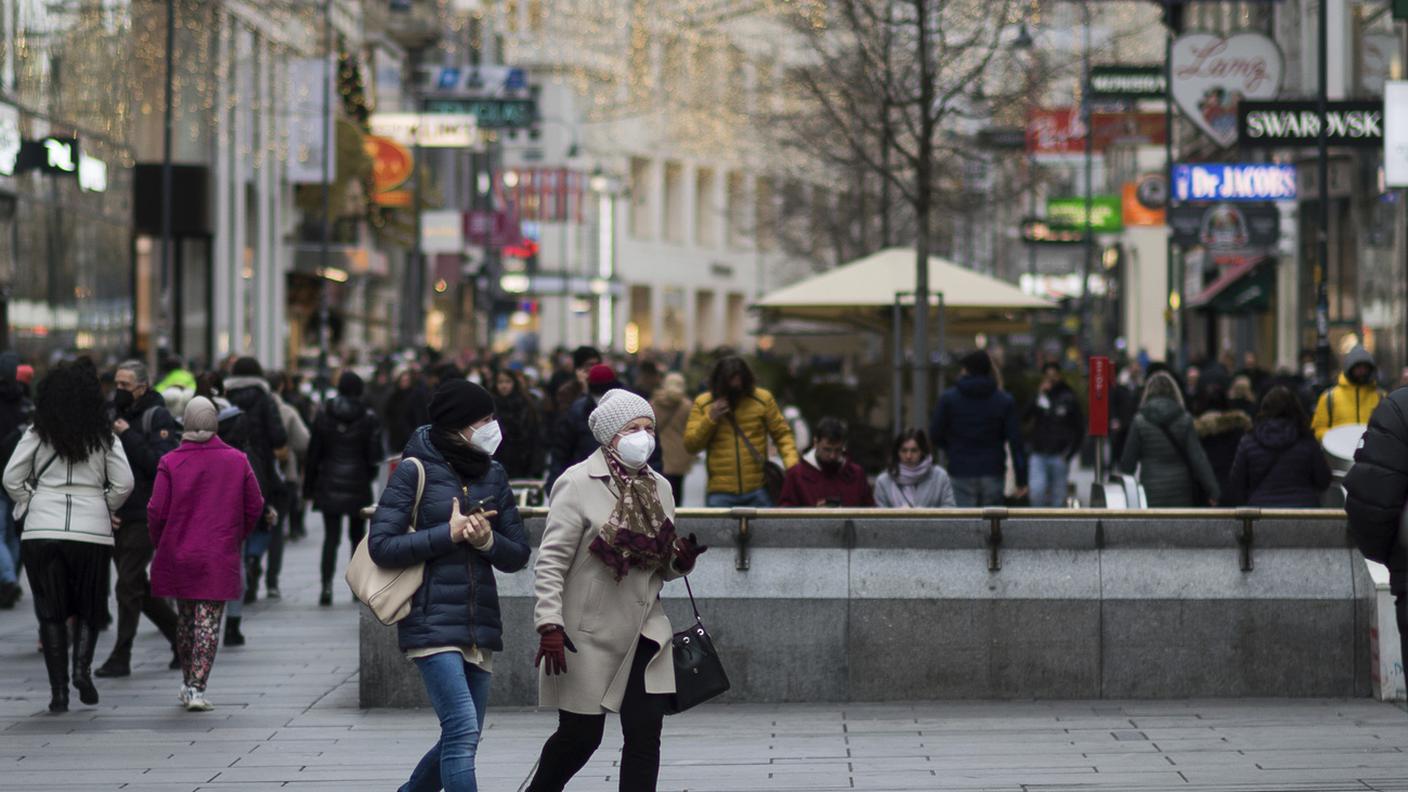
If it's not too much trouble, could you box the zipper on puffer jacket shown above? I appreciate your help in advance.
[64,460,72,532]
[462,483,478,634]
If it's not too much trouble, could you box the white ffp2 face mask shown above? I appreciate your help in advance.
[615,431,655,469]
[465,420,503,456]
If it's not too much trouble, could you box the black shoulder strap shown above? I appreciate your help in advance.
[1327,390,1334,428]
[725,412,766,466]
[1153,421,1197,478]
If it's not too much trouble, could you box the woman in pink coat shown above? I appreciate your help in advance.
[148,396,264,712]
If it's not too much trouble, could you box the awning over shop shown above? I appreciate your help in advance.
[754,248,1055,335]
[1187,258,1273,313]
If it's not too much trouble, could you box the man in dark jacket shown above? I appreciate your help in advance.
[223,358,288,617]
[0,352,31,607]
[1344,387,1408,681]
[778,417,873,507]
[96,360,181,678]
[930,351,1028,507]
[304,372,385,606]
[1024,363,1084,508]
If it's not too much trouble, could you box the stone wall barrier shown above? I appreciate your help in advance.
[360,508,1373,708]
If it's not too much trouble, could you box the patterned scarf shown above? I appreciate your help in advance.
[589,451,676,581]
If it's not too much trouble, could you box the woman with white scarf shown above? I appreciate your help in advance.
[873,429,957,508]
[526,389,707,792]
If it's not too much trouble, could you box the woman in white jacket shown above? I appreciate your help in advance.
[3,362,133,713]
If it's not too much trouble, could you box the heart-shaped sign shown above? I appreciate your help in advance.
[1171,32,1283,148]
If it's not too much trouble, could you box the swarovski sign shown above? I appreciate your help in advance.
[1237,100,1383,147]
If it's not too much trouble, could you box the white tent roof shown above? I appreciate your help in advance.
[756,248,1053,311]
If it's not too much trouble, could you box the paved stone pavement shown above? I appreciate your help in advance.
[2,523,1407,792]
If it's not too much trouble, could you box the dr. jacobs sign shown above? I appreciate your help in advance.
[1237,100,1383,147]
[1172,163,1297,202]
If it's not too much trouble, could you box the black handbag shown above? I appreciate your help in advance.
[665,576,730,714]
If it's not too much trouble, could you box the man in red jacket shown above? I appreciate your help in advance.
[779,417,874,507]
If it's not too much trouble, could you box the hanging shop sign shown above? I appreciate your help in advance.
[1046,196,1123,233]
[369,112,480,148]
[1090,111,1167,148]
[424,65,530,96]
[1171,163,1297,202]
[15,136,79,176]
[0,103,18,177]
[1026,108,1085,157]
[1121,180,1167,226]
[977,126,1027,150]
[365,134,414,207]
[1171,32,1284,148]
[1237,100,1383,147]
[1387,82,1408,188]
[1020,217,1085,245]
[1089,65,1166,99]
[1168,203,1280,250]
[423,97,536,129]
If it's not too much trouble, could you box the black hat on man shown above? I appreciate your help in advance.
[338,371,364,398]
[430,379,495,429]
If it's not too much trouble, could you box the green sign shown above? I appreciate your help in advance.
[1396,0,1408,21]
[1046,196,1123,233]
[424,97,537,129]
[1089,65,1166,99]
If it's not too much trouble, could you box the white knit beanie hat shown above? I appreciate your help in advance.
[588,388,655,445]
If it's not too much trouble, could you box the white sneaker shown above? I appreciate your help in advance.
[185,690,213,712]
[178,685,192,706]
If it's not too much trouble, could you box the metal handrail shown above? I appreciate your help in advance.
[515,506,1349,572]
[517,506,1348,520]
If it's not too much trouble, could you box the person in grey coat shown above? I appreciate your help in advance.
[874,429,956,508]
[1120,371,1221,507]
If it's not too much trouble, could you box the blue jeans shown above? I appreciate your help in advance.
[1028,453,1070,508]
[403,652,492,792]
[0,493,18,585]
[951,476,1005,507]
[705,488,773,509]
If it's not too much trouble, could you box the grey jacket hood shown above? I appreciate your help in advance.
[1342,346,1375,376]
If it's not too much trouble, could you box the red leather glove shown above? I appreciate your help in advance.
[534,625,576,676]
[673,533,709,573]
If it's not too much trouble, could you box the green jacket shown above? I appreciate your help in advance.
[1120,396,1221,507]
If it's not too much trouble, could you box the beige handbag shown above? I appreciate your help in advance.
[345,457,426,625]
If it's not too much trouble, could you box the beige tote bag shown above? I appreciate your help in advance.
[345,457,426,625]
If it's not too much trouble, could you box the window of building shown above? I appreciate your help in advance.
[629,157,653,239]
[755,176,775,252]
[663,161,685,244]
[726,171,749,250]
[695,167,717,248]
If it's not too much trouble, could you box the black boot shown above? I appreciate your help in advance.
[243,557,260,605]
[223,616,245,647]
[319,583,332,607]
[71,624,99,706]
[38,622,69,713]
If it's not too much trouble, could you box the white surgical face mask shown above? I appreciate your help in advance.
[614,430,655,469]
[464,420,502,456]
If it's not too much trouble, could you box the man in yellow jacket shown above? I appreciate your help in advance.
[683,357,799,507]
[1312,346,1383,441]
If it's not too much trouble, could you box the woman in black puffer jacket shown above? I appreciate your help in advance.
[1224,386,1331,507]
[369,379,530,792]
[304,372,385,605]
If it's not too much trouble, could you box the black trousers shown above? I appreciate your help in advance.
[24,539,111,628]
[528,639,668,792]
[1397,591,1407,687]
[320,511,365,587]
[109,520,178,659]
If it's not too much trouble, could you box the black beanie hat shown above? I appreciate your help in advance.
[960,350,993,377]
[338,371,364,398]
[232,356,263,377]
[429,379,494,428]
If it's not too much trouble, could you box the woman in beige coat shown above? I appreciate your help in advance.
[527,389,707,792]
